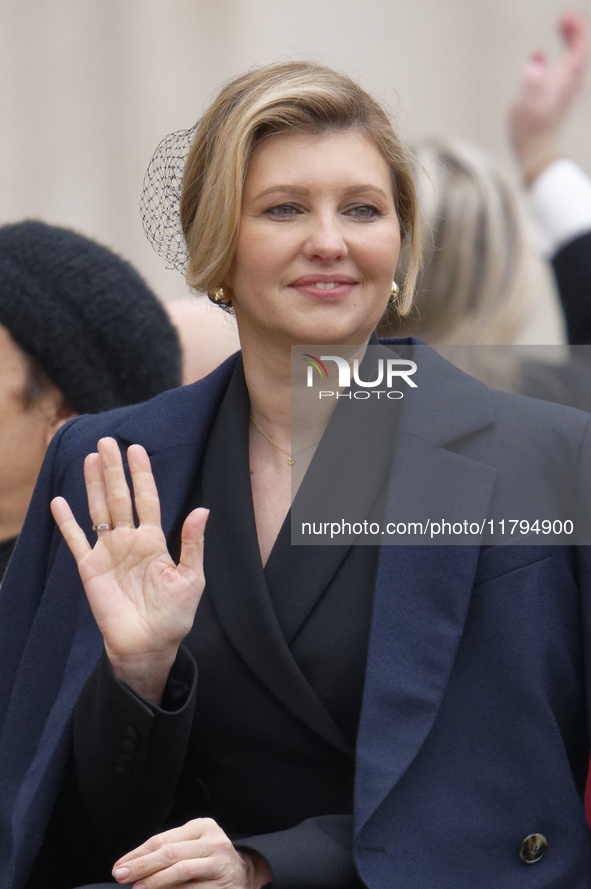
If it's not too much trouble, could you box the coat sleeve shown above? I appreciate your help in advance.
[237,817,362,889]
[73,646,198,862]
[73,647,363,888]
[0,418,71,731]
[0,414,99,740]
[0,416,105,889]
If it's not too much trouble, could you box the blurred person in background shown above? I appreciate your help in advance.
[166,297,240,384]
[510,9,591,345]
[0,219,182,579]
[376,135,563,394]
[378,133,545,349]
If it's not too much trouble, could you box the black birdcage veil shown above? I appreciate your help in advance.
[139,123,198,273]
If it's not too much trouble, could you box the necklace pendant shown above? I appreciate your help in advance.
[288,455,295,466]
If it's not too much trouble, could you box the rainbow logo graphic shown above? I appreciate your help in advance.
[302,354,329,379]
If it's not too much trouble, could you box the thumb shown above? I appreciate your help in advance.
[178,507,209,577]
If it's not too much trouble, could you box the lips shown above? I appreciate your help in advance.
[290,274,358,299]
[291,274,357,287]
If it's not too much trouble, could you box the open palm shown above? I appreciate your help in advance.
[51,437,208,704]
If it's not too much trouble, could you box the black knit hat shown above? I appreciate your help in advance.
[0,221,182,413]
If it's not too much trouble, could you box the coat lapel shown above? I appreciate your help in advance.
[355,342,498,830]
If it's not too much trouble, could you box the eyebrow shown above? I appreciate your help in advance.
[253,184,391,200]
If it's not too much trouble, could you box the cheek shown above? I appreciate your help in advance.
[364,235,401,280]
[357,216,400,264]
[232,230,292,289]
[0,411,40,455]
[232,228,262,272]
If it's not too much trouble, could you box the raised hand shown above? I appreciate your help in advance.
[509,10,588,185]
[111,818,273,889]
[51,436,208,705]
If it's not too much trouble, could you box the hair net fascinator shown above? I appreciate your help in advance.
[140,124,198,273]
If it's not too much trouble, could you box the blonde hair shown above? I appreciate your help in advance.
[381,136,544,344]
[180,61,420,315]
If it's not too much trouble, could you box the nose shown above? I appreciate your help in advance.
[302,213,348,263]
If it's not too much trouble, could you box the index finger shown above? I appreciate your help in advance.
[114,818,213,866]
[50,496,92,564]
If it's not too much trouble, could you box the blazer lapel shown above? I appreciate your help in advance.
[355,342,497,829]
[264,531,352,646]
[201,363,353,755]
[205,511,353,755]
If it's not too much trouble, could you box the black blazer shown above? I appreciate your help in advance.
[2,340,591,888]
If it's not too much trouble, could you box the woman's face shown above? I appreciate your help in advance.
[224,129,401,348]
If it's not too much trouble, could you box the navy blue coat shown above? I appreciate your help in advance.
[1,342,591,888]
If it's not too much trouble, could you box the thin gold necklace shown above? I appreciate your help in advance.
[249,414,320,466]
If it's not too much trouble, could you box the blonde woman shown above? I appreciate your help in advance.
[2,62,591,889]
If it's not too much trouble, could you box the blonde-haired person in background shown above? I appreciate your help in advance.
[380,135,545,347]
[377,135,560,393]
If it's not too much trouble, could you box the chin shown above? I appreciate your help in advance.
[300,326,374,347]
[287,315,375,347]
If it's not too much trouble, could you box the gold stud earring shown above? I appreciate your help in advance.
[389,280,401,304]
[207,287,227,305]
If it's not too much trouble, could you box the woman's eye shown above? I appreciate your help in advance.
[265,203,302,219]
[345,204,381,220]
